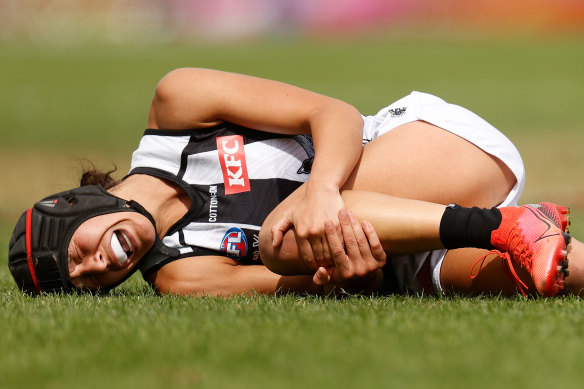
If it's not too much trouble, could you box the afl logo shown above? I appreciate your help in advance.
[220,227,248,258]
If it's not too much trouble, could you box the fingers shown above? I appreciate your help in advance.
[308,235,326,269]
[320,210,387,294]
[324,220,350,270]
[339,209,369,277]
[273,214,331,272]
[346,211,380,267]
[271,216,293,248]
[311,230,334,269]
[341,209,365,261]
[298,225,335,271]
[313,266,331,286]
[332,210,386,278]
[362,220,387,267]
[297,236,319,271]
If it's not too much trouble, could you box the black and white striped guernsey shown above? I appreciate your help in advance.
[129,123,314,276]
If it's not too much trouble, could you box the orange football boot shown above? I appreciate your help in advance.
[490,203,571,297]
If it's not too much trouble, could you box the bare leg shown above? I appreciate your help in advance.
[562,239,584,296]
[260,121,516,279]
[343,121,516,208]
[261,119,583,297]
[438,239,584,297]
[261,189,447,274]
[439,248,537,297]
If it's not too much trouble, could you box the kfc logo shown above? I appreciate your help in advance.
[220,227,248,258]
[217,135,251,195]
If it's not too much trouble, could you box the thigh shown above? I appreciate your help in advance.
[344,121,516,208]
[260,121,517,275]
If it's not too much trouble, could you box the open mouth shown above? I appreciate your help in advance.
[111,230,134,264]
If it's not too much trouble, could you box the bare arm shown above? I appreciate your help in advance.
[146,255,323,297]
[146,209,387,298]
[147,67,362,136]
[148,68,365,270]
[147,68,362,191]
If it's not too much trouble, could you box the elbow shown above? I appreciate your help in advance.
[153,67,195,104]
[149,67,208,129]
[307,99,363,135]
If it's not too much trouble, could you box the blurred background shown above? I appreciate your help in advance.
[2,0,584,44]
[1,3,584,388]
[1,0,583,227]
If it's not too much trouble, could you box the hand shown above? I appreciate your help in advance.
[313,209,387,295]
[271,186,344,271]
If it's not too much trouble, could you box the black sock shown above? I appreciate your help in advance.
[439,204,502,250]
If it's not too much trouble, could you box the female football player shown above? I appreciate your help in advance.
[8,68,578,298]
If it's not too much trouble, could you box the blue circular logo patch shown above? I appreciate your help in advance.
[220,227,248,259]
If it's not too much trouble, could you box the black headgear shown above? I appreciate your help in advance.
[8,185,162,294]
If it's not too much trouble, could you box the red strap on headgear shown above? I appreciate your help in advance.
[25,208,42,292]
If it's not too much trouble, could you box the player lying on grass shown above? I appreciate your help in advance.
[7,68,578,297]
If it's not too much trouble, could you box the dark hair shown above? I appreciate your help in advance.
[79,161,121,190]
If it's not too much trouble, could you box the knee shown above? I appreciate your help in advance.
[462,158,517,208]
[258,227,275,268]
[258,226,309,275]
[259,227,288,274]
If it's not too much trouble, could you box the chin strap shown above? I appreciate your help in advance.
[124,199,182,277]
[137,237,181,277]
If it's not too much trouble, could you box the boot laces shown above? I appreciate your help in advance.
[470,249,529,297]
[504,225,533,271]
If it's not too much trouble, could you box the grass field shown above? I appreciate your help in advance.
[1,35,583,388]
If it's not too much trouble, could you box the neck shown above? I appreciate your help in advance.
[108,174,190,237]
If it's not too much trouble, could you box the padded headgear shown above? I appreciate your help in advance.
[8,185,156,294]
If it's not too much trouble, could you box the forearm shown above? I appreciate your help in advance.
[148,257,324,297]
[307,102,364,192]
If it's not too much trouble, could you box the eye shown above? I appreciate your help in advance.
[67,240,84,273]
[74,245,84,263]
[68,241,84,264]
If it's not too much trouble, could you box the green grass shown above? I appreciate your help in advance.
[1,35,584,388]
[2,288,584,389]
[2,36,584,152]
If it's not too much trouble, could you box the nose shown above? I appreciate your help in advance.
[79,251,109,274]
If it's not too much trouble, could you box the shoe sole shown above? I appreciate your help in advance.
[538,203,571,296]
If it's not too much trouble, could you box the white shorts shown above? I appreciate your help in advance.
[362,91,525,295]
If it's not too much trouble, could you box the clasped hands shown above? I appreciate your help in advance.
[270,186,387,294]
[312,209,387,294]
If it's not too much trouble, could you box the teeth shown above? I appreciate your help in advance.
[111,233,128,263]
[120,231,134,254]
